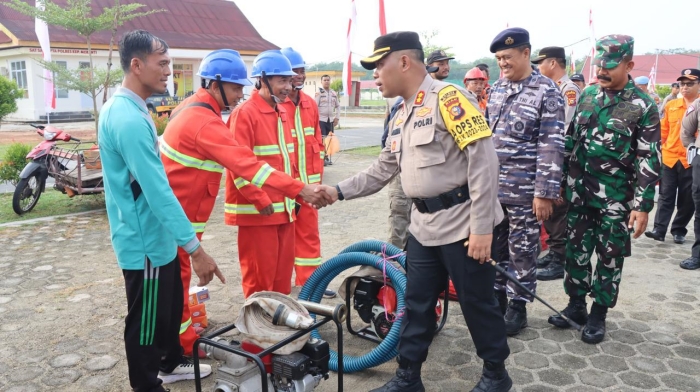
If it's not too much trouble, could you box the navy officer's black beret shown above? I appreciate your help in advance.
[490,27,530,53]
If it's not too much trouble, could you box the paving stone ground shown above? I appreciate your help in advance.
[1,152,700,392]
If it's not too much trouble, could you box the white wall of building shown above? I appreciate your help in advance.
[1,47,258,122]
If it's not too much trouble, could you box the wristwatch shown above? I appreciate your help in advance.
[335,185,345,201]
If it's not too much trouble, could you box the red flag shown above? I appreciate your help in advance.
[379,0,387,35]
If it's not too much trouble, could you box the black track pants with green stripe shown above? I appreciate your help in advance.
[123,255,183,392]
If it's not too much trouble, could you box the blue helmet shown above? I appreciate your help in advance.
[197,49,252,86]
[280,47,306,69]
[634,75,650,85]
[251,50,296,78]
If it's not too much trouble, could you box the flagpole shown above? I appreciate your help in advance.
[342,0,357,105]
[35,1,55,124]
[651,50,659,93]
[571,50,575,75]
[379,0,387,35]
[588,7,596,84]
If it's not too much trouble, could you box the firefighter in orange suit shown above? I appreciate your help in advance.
[161,49,329,356]
[278,47,333,294]
[225,50,303,298]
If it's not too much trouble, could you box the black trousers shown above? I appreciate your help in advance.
[320,120,333,137]
[543,199,569,256]
[123,256,183,392]
[398,235,510,364]
[690,156,700,257]
[654,161,694,236]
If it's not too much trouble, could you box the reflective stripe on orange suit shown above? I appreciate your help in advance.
[280,91,325,286]
[161,88,304,354]
[226,90,300,297]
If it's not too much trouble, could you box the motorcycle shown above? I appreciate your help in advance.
[12,123,102,215]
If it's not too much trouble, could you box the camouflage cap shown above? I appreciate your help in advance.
[594,34,634,69]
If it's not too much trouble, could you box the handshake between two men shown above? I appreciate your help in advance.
[297,184,340,210]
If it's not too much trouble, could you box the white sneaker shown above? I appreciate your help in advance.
[158,357,211,384]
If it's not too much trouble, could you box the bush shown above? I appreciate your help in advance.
[656,85,671,100]
[151,112,169,136]
[0,76,24,124]
[0,143,31,186]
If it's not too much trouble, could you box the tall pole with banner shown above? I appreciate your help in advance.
[34,1,55,123]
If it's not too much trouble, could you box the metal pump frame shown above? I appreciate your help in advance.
[193,304,346,392]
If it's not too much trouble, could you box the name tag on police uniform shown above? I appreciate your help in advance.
[438,85,491,149]
[390,134,402,153]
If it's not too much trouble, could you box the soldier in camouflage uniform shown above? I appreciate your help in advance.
[487,28,566,336]
[548,35,661,345]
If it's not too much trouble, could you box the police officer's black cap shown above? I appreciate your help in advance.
[489,27,529,53]
[570,73,585,82]
[426,50,454,65]
[678,68,700,81]
[361,31,423,70]
[532,46,566,64]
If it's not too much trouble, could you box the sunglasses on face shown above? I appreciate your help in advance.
[680,81,698,87]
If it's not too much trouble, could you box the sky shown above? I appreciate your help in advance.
[235,0,700,67]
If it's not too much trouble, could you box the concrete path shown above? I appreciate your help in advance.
[0,154,698,392]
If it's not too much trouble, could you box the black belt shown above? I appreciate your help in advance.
[412,184,470,214]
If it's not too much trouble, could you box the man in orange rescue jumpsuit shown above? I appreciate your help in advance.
[225,50,306,298]
[278,47,336,297]
[161,49,330,356]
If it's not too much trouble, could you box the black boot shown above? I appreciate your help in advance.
[504,300,527,336]
[470,361,513,392]
[581,303,607,344]
[548,295,588,328]
[369,357,424,392]
[495,291,508,315]
[536,251,555,268]
[537,251,565,281]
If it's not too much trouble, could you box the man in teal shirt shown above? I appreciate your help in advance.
[99,30,224,391]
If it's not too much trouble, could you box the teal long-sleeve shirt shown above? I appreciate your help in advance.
[99,87,199,270]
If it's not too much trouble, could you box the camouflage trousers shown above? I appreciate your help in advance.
[493,204,540,302]
[564,204,631,308]
[388,176,412,249]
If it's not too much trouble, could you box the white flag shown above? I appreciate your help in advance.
[34,1,55,110]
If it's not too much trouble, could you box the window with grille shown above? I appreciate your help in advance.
[10,60,28,98]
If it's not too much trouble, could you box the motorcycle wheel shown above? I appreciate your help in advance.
[12,173,43,215]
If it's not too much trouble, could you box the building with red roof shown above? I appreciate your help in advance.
[580,53,700,86]
[0,0,277,121]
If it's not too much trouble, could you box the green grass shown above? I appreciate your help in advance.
[342,145,382,156]
[0,189,105,224]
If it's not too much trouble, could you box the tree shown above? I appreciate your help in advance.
[419,30,454,60]
[101,0,164,105]
[7,0,163,134]
[330,79,343,94]
[0,76,24,126]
